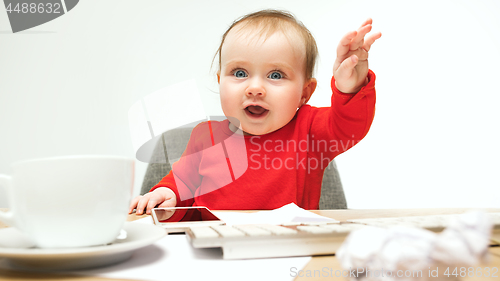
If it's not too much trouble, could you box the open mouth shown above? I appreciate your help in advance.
[245,105,269,117]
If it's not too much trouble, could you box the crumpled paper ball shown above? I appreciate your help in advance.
[336,211,492,281]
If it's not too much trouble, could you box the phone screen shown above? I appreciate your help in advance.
[154,207,221,223]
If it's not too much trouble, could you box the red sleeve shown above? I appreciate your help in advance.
[331,69,376,139]
[149,123,216,209]
[308,69,376,158]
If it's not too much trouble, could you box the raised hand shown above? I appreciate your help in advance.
[333,19,382,94]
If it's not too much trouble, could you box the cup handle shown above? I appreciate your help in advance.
[0,174,15,227]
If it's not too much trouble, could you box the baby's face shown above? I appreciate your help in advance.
[218,28,314,135]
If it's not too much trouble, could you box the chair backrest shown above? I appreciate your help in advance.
[140,127,347,209]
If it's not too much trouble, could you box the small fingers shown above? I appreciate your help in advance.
[130,188,177,215]
[134,196,149,215]
[362,32,382,52]
[337,31,357,58]
[334,55,359,93]
[339,55,358,78]
[358,18,373,29]
[136,193,159,215]
[129,195,142,214]
[146,199,161,215]
[350,24,372,51]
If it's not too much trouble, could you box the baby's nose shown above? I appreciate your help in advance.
[245,78,266,97]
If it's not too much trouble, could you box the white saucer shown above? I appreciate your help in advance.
[0,222,166,271]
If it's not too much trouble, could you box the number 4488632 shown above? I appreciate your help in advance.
[444,267,498,278]
[5,2,61,14]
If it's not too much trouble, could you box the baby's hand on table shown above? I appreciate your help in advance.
[333,18,382,94]
[129,187,177,215]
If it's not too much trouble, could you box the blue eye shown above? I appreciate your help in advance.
[269,71,282,80]
[233,70,247,78]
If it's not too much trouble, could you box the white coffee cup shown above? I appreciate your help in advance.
[0,155,134,248]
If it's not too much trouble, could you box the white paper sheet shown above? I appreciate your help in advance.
[213,203,339,226]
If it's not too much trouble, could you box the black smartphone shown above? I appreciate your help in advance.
[151,207,225,234]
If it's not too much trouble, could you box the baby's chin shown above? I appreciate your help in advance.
[227,119,283,136]
[240,125,281,136]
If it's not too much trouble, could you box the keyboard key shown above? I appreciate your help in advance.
[256,224,297,235]
[190,226,220,238]
[302,221,337,226]
[233,225,272,236]
[320,224,353,233]
[297,225,335,234]
[211,225,246,237]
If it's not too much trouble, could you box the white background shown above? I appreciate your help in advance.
[1,0,499,209]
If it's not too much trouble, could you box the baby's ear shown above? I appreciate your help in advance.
[301,78,317,104]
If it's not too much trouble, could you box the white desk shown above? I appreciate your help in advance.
[1,208,499,281]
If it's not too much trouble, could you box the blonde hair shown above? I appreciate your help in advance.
[214,9,318,79]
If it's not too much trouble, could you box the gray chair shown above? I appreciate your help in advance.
[140,127,347,209]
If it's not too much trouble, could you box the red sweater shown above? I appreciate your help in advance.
[151,70,376,210]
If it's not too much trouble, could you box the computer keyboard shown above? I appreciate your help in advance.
[185,213,500,259]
